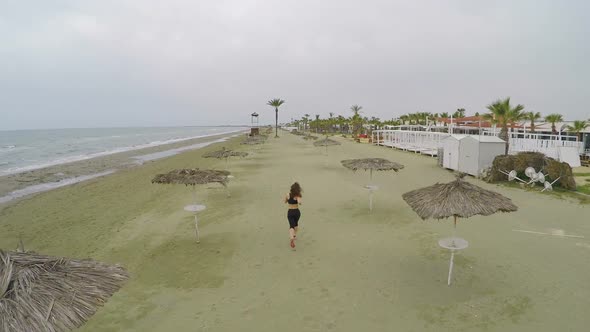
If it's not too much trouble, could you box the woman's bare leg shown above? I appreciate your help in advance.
[289,228,296,239]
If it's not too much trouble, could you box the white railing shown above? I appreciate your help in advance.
[372,129,584,159]
[509,137,583,158]
[372,130,450,156]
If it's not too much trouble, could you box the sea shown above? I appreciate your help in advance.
[0,126,247,176]
[0,126,248,203]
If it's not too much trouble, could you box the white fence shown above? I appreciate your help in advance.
[372,130,449,157]
[372,129,584,160]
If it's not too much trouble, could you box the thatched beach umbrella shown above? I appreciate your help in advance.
[243,134,269,152]
[0,250,128,332]
[313,138,341,155]
[241,136,265,146]
[302,135,318,140]
[242,135,266,142]
[341,158,404,211]
[152,168,230,242]
[402,174,518,285]
[203,147,248,174]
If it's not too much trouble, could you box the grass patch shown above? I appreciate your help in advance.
[574,172,590,177]
[494,181,590,204]
[578,184,590,195]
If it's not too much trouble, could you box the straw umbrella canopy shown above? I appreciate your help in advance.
[341,157,404,183]
[313,138,340,146]
[314,137,341,156]
[0,250,128,332]
[341,158,404,172]
[241,136,266,145]
[341,158,404,211]
[151,168,230,187]
[302,135,319,140]
[202,147,248,159]
[402,174,518,285]
[401,174,518,222]
[151,168,231,242]
[203,148,247,175]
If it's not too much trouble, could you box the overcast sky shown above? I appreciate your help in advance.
[1,0,588,130]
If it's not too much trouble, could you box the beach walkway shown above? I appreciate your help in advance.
[1,132,589,331]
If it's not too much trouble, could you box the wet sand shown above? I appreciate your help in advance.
[1,131,589,331]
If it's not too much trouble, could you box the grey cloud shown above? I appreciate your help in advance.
[1,0,589,130]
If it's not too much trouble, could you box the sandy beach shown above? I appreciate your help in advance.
[1,131,589,331]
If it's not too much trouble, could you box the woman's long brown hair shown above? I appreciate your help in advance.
[289,182,302,199]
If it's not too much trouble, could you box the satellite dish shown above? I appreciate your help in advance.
[508,170,517,181]
[536,172,545,183]
[531,173,539,182]
[544,181,553,191]
[525,167,536,178]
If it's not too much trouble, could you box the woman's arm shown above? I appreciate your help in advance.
[297,196,302,205]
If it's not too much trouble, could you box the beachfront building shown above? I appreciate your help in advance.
[372,116,588,167]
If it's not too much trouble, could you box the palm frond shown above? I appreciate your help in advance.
[267,98,285,107]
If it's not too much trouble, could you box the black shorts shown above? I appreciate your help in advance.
[287,209,301,229]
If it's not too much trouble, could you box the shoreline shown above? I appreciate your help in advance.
[0,130,247,204]
[0,127,247,176]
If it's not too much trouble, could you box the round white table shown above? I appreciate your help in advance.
[438,237,469,286]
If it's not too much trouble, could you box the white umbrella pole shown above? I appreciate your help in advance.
[191,186,201,243]
[448,216,458,286]
[194,214,200,243]
[447,250,455,286]
[369,169,374,211]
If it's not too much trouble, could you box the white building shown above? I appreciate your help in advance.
[442,135,506,176]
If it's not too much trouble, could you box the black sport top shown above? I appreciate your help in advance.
[287,196,299,204]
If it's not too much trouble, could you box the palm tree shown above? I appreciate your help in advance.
[544,113,564,135]
[369,116,381,128]
[336,115,346,133]
[454,108,466,118]
[328,112,334,132]
[350,105,363,135]
[484,97,525,155]
[302,114,310,133]
[399,115,409,125]
[314,114,320,133]
[566,120,588,141]
[524,112,542,133]
[267,98,285,138]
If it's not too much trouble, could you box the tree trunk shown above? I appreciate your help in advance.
[275,108,278,138]
[501,125,509,155]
